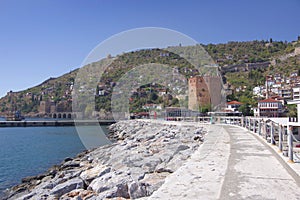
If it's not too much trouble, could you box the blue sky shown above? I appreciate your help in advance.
[0,0,299,97]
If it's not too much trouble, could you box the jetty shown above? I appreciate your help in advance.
[0,119,115,127]
[149,124,300,199]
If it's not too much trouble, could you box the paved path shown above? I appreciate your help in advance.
[146,125,300,200]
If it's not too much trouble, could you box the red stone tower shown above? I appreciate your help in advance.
[188,76,211,111]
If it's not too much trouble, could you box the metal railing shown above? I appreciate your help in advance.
[165,115,300,162]
[197,116,300,163]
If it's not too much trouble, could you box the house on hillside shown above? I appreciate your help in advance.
[142,103,162,110]
[287,88,300,139]
[225,101,243,112]
[278,87,292,101]
[253,98,285,117]
[253,86,265,97]
[292,87,300,100]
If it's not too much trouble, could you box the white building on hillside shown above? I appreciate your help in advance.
[292,87,300,100]
[253,98,284,117]
[225,101,243,112]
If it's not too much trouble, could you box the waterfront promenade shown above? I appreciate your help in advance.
[148,124,300,200]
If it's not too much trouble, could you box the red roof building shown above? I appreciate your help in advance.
[254,98,284,117]
[227,100,243,105]
[226,101,243,112]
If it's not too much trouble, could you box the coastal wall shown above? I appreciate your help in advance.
[5,120,206,199]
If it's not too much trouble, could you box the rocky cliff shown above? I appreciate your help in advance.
[5,120,206,200]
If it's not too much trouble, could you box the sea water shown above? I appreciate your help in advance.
[0,125,109,196]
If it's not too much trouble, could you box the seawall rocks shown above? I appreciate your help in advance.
[5,120,206,200]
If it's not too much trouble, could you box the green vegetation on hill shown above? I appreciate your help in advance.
[0,49,199,115]
[1,37,299,116]
[103,48,198,81]
[204,40,293,65]
[225,69,265,107]
[269,54,300,76]
[95,48,199,112]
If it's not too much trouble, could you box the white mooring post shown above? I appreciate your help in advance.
[279,125,283,152]
[288,126,293,162]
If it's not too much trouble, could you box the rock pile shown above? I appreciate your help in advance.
[5,120,206,200]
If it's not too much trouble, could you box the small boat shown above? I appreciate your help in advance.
[6,110,25,121]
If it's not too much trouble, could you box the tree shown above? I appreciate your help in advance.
[199,104,211,113]
[226,94,238,102]
[171,98,179,107]
[238,103,251,116]
[287,104,297,117]
[149,92,158,102]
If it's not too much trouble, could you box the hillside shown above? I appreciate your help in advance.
[0,48,200,116]
[0,38,299,116]
[0,70,77,116]
[203,39,300,108]
[204,40,294,65]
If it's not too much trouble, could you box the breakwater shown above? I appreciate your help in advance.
[0,120,115,127]
[4,120,206,199]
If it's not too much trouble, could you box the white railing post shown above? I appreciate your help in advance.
[271,122,275,145]
[242,116,244,127]
[258,119,261,136]
[279,125,283,152]
[288,125,294,162]
[248,118,250,129]
[264,121,267,140]
[249,118,251,130]
[247,118,249,130]
[248,118,250,130]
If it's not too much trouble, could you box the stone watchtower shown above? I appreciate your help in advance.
[188,76,211,111]
[39,101,51,114]
[203,76,223,110]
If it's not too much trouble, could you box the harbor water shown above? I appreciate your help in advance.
[0,125,109,197]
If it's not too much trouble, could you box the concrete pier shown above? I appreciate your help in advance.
[148,125,300,199]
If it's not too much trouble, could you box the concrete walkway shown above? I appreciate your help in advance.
[146,125,300,200]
